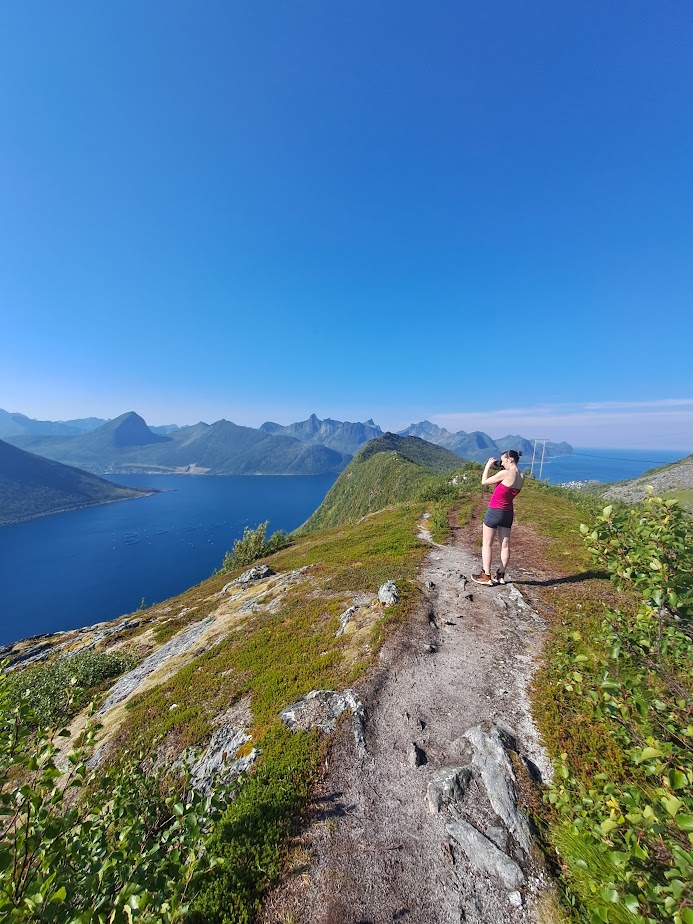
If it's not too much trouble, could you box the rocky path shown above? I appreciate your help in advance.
[261,512,556,924]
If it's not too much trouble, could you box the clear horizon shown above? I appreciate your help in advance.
[2,2,691,453]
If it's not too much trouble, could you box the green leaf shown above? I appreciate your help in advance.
[669,770,688,790]
[639,746,661,760]
[663,796,682,817]
[622,894,639,914]
[49,887,67,904]
[600,818,618,835]
[676,814,693,832]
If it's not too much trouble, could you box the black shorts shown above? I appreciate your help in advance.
[483,507,514,529]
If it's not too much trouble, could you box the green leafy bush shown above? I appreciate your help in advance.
[0,668,230,923]
[8,650,138,728]
[546,493,693,924]
[219,522,291,573]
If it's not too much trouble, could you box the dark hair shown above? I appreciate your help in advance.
[502,449,522,463]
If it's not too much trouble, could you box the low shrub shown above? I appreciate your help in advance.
[0,670,230,923]
[545,493,693,924]
[219,522,291,573]
[8,650,137,728]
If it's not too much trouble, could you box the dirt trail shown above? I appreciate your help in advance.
[261,510,557,924]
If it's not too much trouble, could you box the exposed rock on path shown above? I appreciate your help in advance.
[261,514,554,924]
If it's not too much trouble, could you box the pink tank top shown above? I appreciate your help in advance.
[488,482,521,510]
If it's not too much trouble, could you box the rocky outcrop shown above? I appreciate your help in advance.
[187,726,258,794]
[97,616,213,714]
[425,724,533,893]
[377,581,399,606]
[335,605,358,638]
[280,689,366,751]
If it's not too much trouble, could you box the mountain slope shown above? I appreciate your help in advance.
[602,453,693,507]
[0,439,150,525]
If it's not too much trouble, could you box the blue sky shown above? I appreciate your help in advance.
[1,2,691,448]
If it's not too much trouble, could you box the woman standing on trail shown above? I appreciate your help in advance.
[471,450,524,586]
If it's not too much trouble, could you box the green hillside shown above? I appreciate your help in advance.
[300,433,466,532]
[0,439,150,525]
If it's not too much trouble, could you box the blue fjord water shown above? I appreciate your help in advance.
[0,449,686,647]
[0,474,337,646]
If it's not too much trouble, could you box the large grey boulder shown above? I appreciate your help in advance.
[463,726,532,855]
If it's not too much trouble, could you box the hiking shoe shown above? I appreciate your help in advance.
[495,570,507,585]
[471,571,494,586]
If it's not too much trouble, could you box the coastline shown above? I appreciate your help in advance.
[0,489,158,529]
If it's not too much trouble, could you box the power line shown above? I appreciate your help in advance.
[569,452,683,464]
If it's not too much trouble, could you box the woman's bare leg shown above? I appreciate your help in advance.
[482,524,496,574]
[498,526,511,572]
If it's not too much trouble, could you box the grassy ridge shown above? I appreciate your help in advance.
[300,433,468,533]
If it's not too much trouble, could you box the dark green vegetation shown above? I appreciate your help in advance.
[6,650,137,727]
[0,439,150,525]
[8,412,348,476]
[300,432,469,532]
[523,484,693,924]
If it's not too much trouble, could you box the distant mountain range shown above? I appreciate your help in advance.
[260,413,382,456]
[396,421,573,463]
[7,412,350,476]
[2,408,574,475]
[0,439,151,526]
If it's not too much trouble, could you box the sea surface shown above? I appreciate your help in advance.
[531,447,685,484]
[0,449,687,647]
[0,474,337,646]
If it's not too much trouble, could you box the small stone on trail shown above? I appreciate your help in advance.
[508,891,523,907]
[423,644,437,654]
[425,580,436,590]
[418,718,426,730]
[462,593,473,601]
[409,743,427,768]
